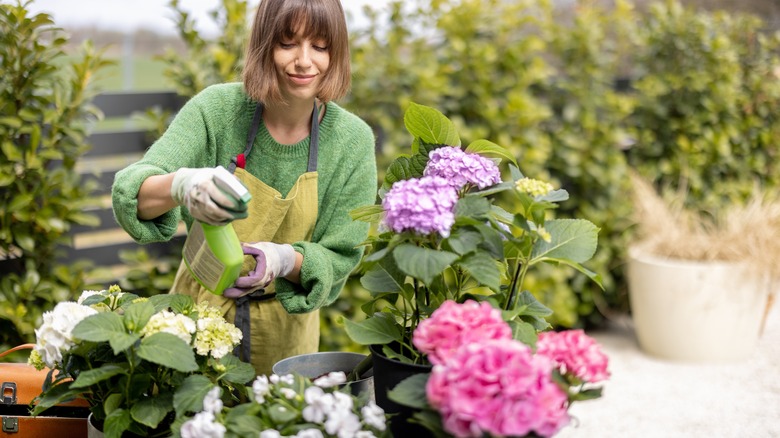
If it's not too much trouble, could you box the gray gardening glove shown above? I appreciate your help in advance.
[171,167,248,226]
[223,242,297,298]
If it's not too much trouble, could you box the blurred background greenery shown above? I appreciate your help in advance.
[2,0,779,354]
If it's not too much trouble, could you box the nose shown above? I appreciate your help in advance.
[295,45,313,69]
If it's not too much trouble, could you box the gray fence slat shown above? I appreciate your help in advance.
[71,207,117,233]
[92,91,185,118]
[86,130,153,157]
[57,237,186,266]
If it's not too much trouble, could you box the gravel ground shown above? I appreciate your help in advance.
[557,297,779,438]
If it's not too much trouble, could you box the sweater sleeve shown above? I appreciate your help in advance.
[111,90,221,244]
[275,118,377,313]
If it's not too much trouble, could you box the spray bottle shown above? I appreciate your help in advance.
[182,166,252,295]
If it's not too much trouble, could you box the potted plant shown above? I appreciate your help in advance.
[343,103,604,433]
[28,285,255,438]
[626,173,778,362]
[179,371,389,438]
[389,299,610,437]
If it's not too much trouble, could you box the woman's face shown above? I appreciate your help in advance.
[273,26,330,104]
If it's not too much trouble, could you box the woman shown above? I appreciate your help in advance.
[111,0,377,375]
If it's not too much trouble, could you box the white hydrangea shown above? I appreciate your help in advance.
[360,402,386,432]
[302,386,332,423]
[34,302,98,368]
[193,316,242,359]
[252,375,271,403]
[260,430,282,438]
[141,310,196,344]
[296,429,325,438]
[270,373,295,385]
[180,411,225,438]
[77,290,103,304]
[194,302,224,319]
[313,371,347,388]
[203,387,223,415]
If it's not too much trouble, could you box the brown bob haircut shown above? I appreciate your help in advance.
[243,0,350,104]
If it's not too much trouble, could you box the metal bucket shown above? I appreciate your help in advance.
[273,351,374,400]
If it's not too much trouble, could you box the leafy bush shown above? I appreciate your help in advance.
[0,1,112,348]
[149,0,780,333]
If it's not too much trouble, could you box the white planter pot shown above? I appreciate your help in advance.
[627,246,771,362]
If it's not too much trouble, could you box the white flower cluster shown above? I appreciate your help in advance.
[181,387,226,438]
[141,310,196,343]
[194,315,242,359]
[182,373,387,438]
[33,302,97,368]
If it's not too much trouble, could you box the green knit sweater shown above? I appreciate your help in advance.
[111,83,377,313]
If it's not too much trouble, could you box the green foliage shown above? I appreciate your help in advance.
[31,288,254,438]
[156,0,249,97]
[625,0,780,209]
[0,0,112,348]
[343,103,599,363]
[149,0,780,334]
[345,0,780,328]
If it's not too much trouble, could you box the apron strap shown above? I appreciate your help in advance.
[233,291,276,362]
[228,104,264,172]
[228,100,321,365]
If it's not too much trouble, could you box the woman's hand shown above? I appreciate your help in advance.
[170,167,249,225]
[223,242,300,298]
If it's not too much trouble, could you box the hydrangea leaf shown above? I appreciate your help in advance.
[104,408,132,438]
[403,102,461,147]
[388,373,430,409]
[458,251,502,292]
[343,312,402,345]
[445,228,482,255]
[124,301,155,333]
[454,196,490,220]
[218,354,256,385]
[530,219,599,263]
[360,257,405,293]
[131,393,173,428]
[465,138,518,166]
[173,375,212,415]
[137,332,198,372]
[508,319,538,348]
[71,364,127,389]
[73,312,139,354]
[393,244,459,286]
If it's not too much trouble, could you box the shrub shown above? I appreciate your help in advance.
[0,1,112,348]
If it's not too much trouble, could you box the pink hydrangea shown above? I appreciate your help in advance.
[413,300,512,365]
[424,146,502,190]
[536,329,610,383]
[381,176,459,237]
[426,340,570,438]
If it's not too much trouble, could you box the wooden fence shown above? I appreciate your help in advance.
[66,91,186,272]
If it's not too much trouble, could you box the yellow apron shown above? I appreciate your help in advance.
[171,102,321,376]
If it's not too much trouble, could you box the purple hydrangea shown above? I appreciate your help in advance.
[424,146,502,190]
[381,176,459,237]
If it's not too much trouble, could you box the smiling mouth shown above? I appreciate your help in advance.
[288,74,316,85]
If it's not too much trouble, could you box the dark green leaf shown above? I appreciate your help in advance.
[131,393,173,428]
[458,251,501,292]
[71,364,127,389]
[104,408,132,438]
[403,102,460,146]
[173,375,213,415]
[388,373,430,409]
[360,257,405,293]
[344,312,402,345]
[393,244,459,285]
[137,332,198,372]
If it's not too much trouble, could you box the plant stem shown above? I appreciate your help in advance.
[506,259,523,310]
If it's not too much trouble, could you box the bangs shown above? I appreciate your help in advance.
[279,2,335,44]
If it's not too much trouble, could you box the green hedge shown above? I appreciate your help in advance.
[0,1,112,349]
